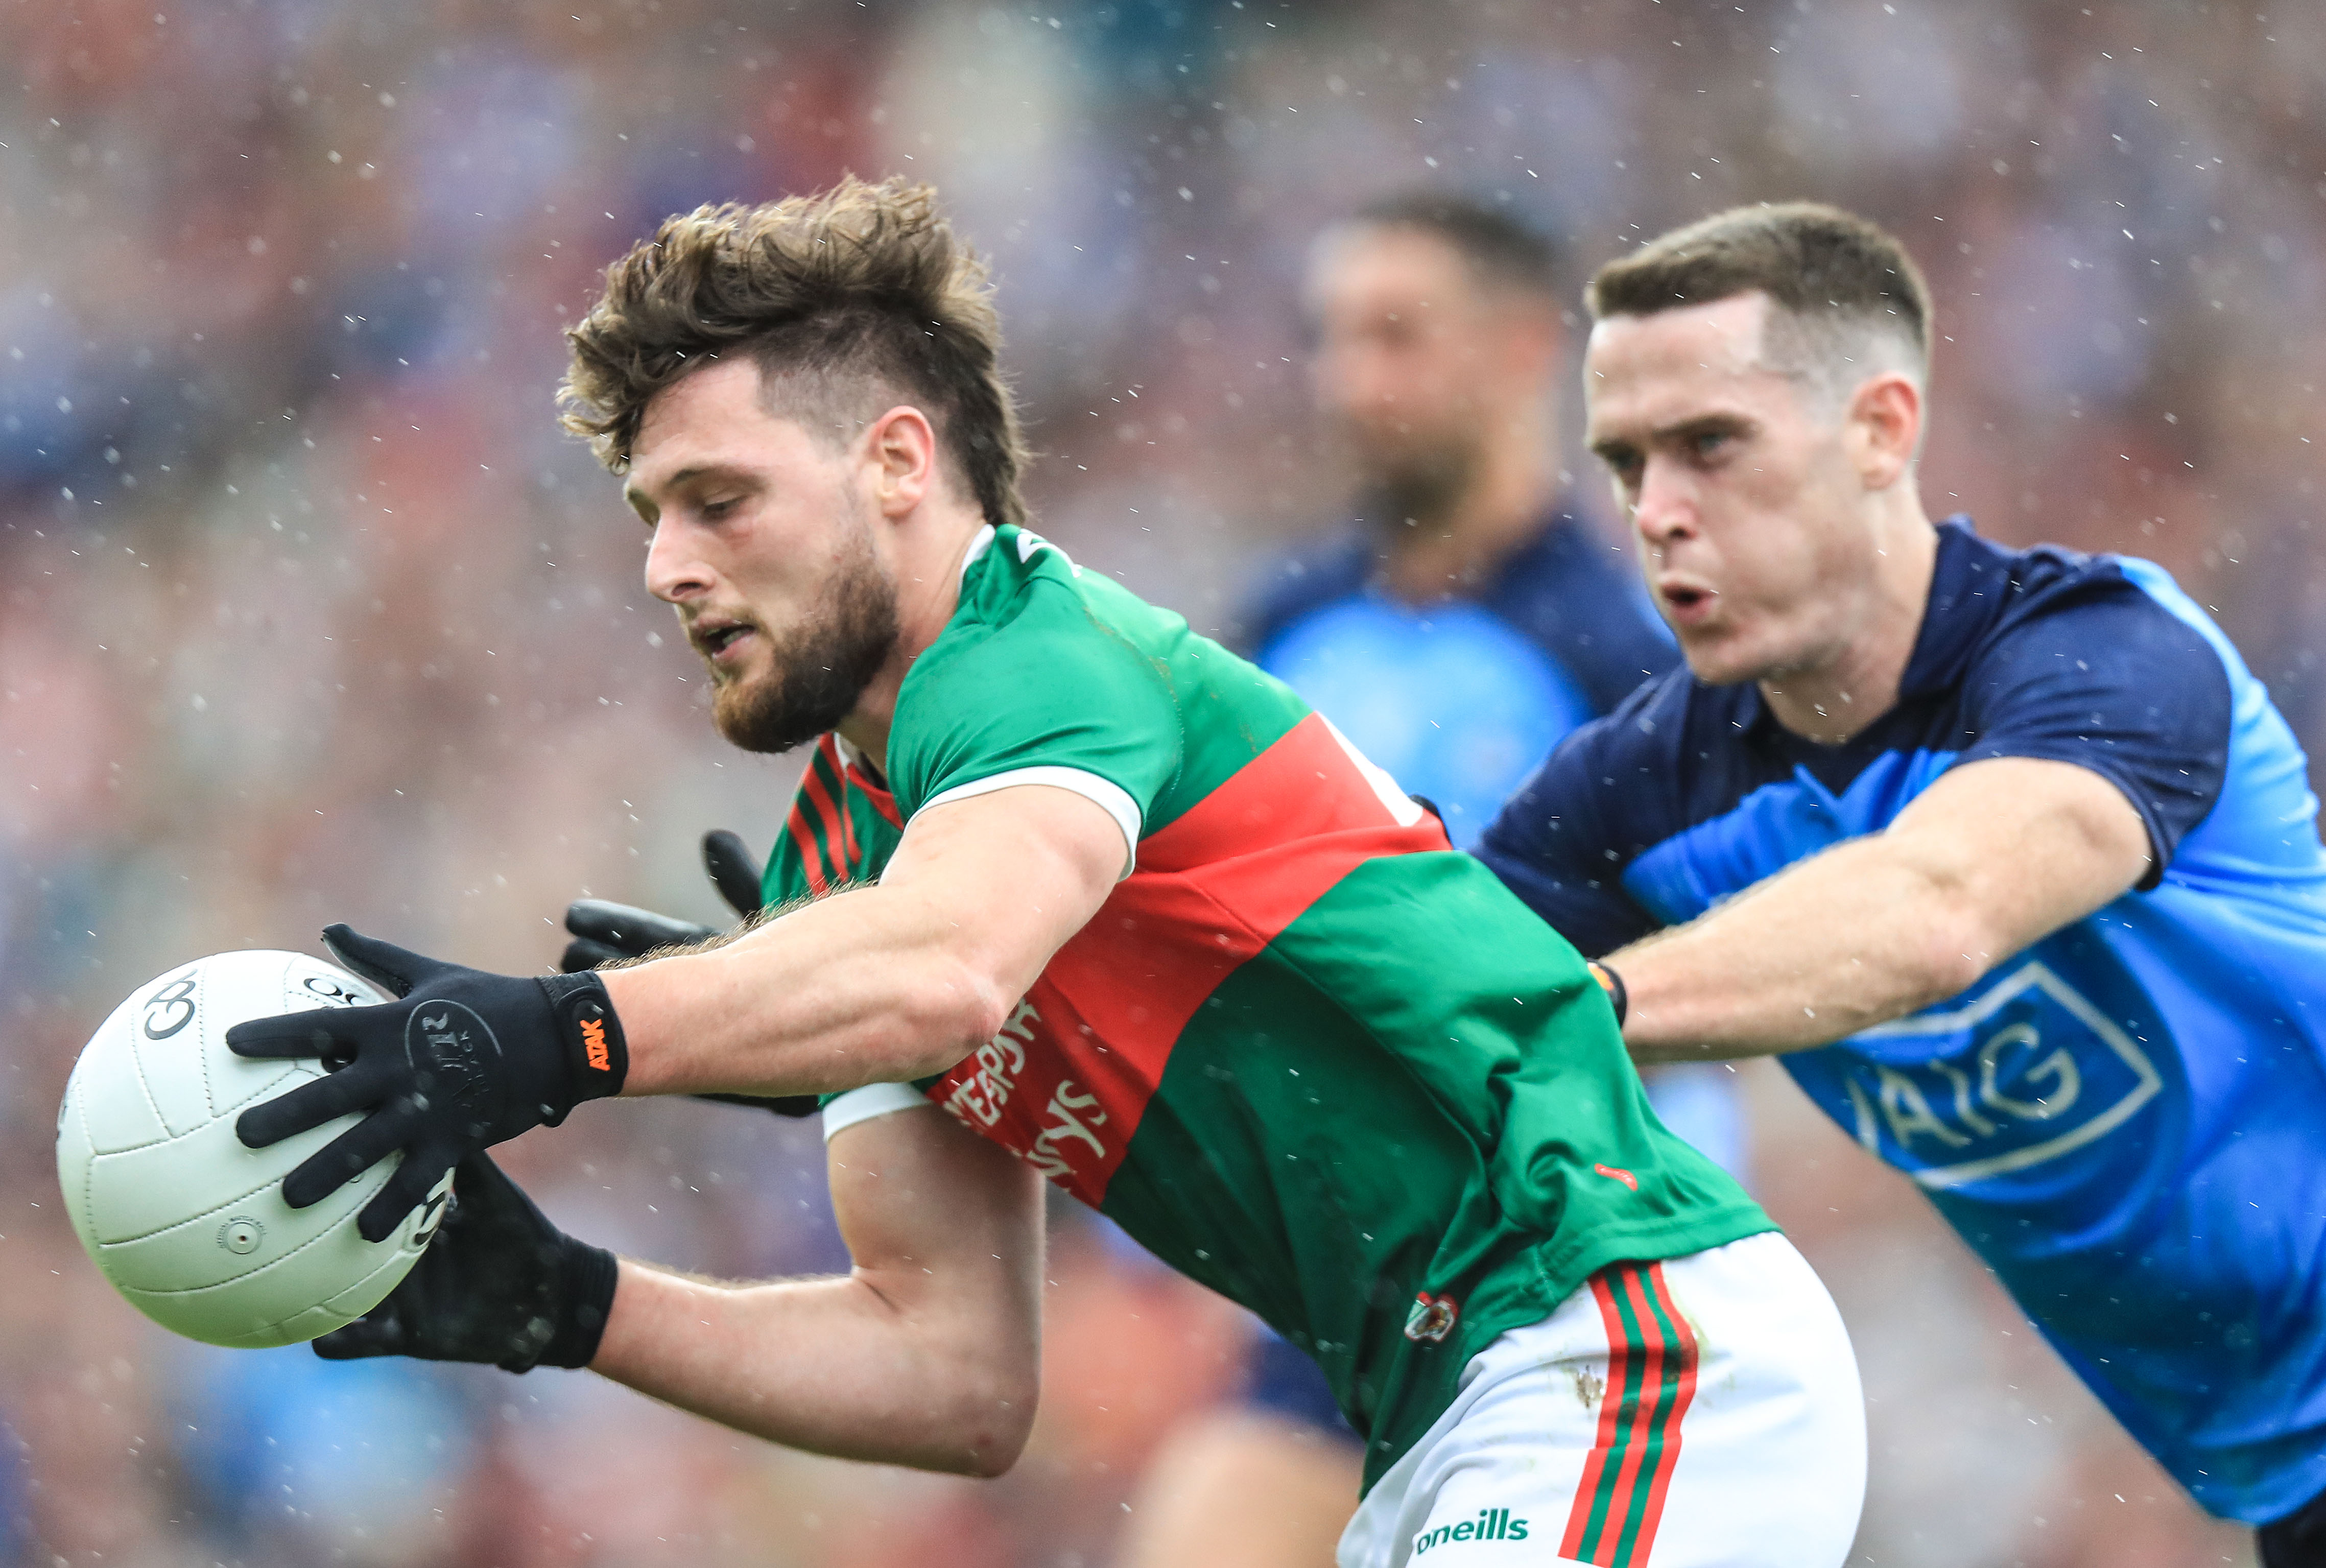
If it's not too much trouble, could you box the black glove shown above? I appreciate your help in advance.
[228,925,629,1242]
[559,832,816,1121]
[559,828,764,972]
[314,1152,617,1372]
[559,900,716,974]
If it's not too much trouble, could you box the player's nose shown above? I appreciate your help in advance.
[1631,459,1698,543]
[642,520,715,605]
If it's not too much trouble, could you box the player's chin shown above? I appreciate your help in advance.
[1672,627,1757,688]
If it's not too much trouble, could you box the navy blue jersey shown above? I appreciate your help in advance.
[1238,503,1677,715]
[1239,505,1677,847]
[1478,519,2326,1522]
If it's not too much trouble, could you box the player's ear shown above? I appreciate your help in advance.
[865,405,940,519]
[1844,371,1921,492]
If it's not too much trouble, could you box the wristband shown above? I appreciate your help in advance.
[537,971,630,1105]
[1587,961,1628,1027]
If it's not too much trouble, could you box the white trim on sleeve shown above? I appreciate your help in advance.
[821,1082,933,1142]
[915,766,1142,880]
[1322,717,1425,827]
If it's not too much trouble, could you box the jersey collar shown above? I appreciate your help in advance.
[960,523,996,581]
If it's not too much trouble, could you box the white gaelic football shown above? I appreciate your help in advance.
[56,949,452,1348]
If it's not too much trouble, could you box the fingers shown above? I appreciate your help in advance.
[224,1013,350,1061]
[358,1145,458,1243]
[702,829,765,918]
[559,937,626,973]
[235,1060,396,1150]
[313,1315,405,1360]
[320,924,445,999]
[278,1097,424,1208]
[563,899,714,958]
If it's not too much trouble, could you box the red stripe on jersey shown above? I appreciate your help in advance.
[841,737,904,828]
[926,710,1451,1204]
[825,746,863,867]
[784,805,831,897]
[801,753,851,880]
[1137,711,1439,870]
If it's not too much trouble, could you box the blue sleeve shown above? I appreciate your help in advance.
[1475,706,1664,959]
[1955,571,2231,887]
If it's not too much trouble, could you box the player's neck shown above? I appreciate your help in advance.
[1378,417,1559,604]
[836,503,989,772]
[1757,501,1938,747]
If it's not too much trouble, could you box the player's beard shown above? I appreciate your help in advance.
[710,528,900,755]
[1348,420,1481,531]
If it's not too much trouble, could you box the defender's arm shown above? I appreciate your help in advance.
[604,782,1126,1097]
[590,1104,1044,1475]
[1612,756,2151,1062]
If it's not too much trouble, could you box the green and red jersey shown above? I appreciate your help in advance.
[771,525,1770,1486]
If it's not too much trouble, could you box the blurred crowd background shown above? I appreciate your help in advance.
[2,0,2317,1563]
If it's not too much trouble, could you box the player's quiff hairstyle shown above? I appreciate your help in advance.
[558,176,1030,529]
[1585,202,1933,407]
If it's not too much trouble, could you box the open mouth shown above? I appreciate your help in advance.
[690,617,759,663]
[1658,583,1717,624]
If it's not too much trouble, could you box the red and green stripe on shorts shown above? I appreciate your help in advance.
[1560,1258,1701,1567]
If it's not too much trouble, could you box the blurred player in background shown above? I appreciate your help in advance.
[1240,193,1673,846]
[226,179,1867,1568]
[1480,201,2326,1566]
[1119,196,1731,1568]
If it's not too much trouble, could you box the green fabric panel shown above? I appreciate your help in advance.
[889,528,1308,838]
[1102,851,1770,1487]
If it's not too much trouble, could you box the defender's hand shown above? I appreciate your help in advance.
[227,925,628,1241]
[314,1153,618,1372]
[560,833,815,1121]
[559,900,715,974]
[557,829,764,972]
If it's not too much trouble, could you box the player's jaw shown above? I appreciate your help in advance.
[694,534,901,756]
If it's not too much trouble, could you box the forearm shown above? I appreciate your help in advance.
[1612,837,1987,1062]
[589,1260,1038,1476]
[1608,760,2151,1064]
[603,883,1011,1097]
[602,785,1123,1099]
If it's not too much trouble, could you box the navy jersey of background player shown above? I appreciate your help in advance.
[1240,500,1676,847]
[1478,517,2326,1524]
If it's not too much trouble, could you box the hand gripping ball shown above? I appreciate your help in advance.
[56,949,453,1347]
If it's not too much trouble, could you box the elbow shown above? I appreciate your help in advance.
[1911,910,2003,1008]
[930,1368,1039,1478]
[893,957,1015,1080]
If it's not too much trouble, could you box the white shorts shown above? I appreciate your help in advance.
[1338,1231,1865,1568]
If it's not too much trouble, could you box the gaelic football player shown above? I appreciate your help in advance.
[227,180,1866,1567]
[1480,202,2326,1567]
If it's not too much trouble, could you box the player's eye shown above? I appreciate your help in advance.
[1691,429,1733,461]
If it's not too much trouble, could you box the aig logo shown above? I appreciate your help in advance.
[1842,961,2164,1191]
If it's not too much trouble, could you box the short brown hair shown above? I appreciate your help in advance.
[1345,191,1559,299]
[1586,203,1932,397]
[559,176,1030,529]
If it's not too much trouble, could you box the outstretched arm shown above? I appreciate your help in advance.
[592,1104,1045,1476]
[1611,757,2152,1062]
[604,782,1127,1098]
